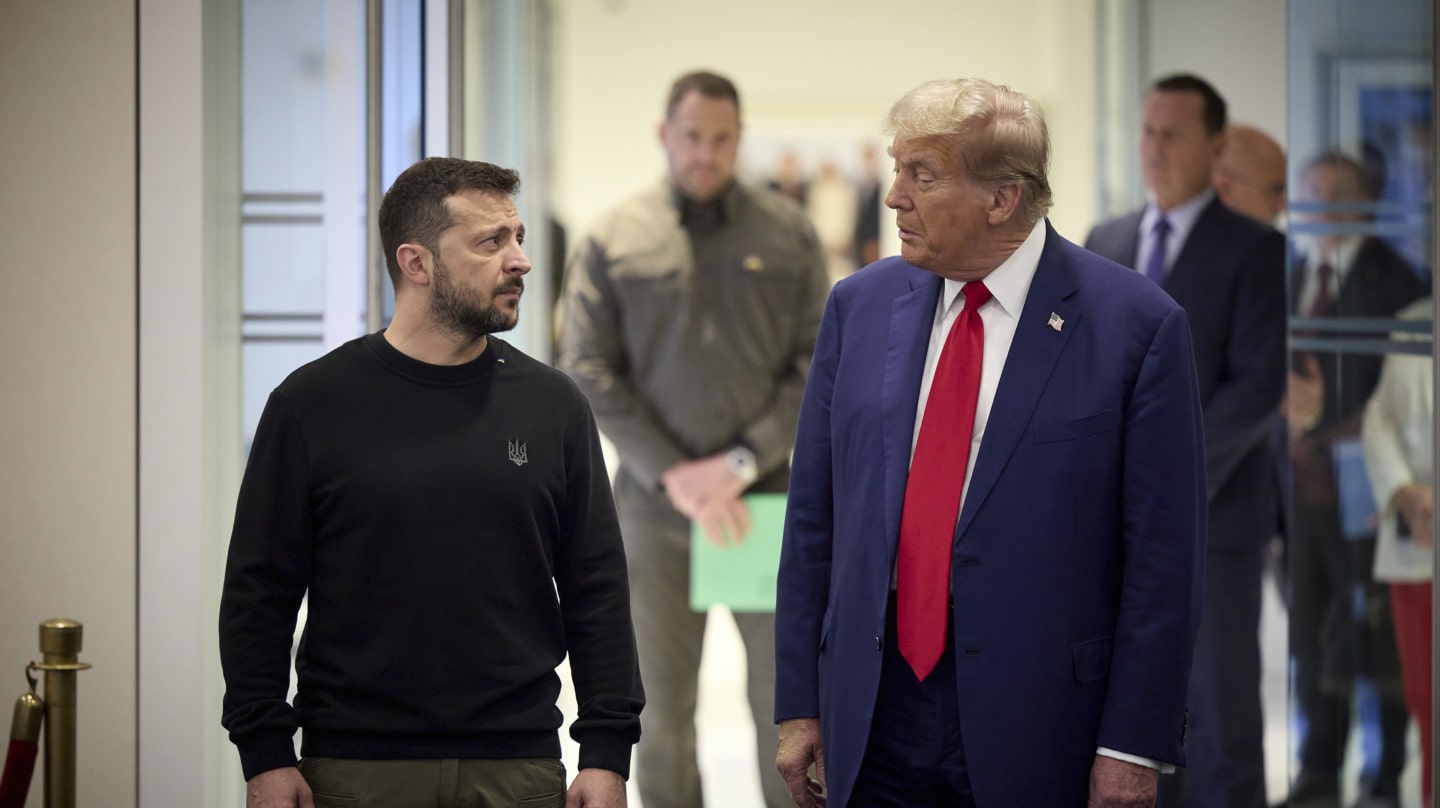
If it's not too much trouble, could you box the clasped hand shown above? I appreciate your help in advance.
[660,455,752,547]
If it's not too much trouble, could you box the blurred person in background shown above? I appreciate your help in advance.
[1361,297,1434,808]
[1283,150,1423,808]
[1086,73,1287,808]
[560,70,829,808]
[1214,123,1288,227]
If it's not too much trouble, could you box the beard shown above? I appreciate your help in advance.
[429,258,520,342]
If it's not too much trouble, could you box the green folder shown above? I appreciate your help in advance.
[689,493,787,612]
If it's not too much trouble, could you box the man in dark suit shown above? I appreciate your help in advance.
[1084,74,1287,808]
[1283,151,1423,808]
[774,77,1206,808]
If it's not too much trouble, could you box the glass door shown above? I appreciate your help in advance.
[240,0,425,448]
[1284,1,1434,805]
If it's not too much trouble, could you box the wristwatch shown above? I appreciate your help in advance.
[725,446,760,485]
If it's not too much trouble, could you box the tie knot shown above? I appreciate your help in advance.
[1153,216,1171,236]
[962,281,992,311]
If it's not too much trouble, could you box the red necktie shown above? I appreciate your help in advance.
[897,281,991,681]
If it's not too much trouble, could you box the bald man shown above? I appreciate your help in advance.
[1213,124,1287,226]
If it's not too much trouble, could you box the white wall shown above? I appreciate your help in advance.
[553,0,1100,244]
[0,1,138,805]
[1146,0,1288,148]
[139,0,245,805]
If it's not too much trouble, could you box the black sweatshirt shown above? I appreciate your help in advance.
[219,332,643,781]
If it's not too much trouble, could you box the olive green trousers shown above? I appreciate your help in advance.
[298,756,566,808]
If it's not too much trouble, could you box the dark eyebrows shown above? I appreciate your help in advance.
[475,222,523,244]
[477,226,506,242]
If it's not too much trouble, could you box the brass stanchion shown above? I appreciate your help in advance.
[29,619,89,808]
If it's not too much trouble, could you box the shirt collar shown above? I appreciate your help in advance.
[939,218,1047,320]
[667,178,740,224]
[1304,234,1365,281]
[1142,188,1214,242]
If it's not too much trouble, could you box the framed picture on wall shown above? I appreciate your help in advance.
[1334,57,1434,279]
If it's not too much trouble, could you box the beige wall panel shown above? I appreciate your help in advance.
[554,0,1100,245]
[0,0,138,806]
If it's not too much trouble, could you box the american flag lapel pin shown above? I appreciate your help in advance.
[1047,312,1064,332]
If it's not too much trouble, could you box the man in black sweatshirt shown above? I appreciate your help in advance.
[219,157,643,808]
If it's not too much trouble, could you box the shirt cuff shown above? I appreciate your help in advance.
[1096,747,1176,775]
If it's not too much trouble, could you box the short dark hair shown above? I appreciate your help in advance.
[1151,73,1227,136]
[665,71,741,120]
[378,157,521,285]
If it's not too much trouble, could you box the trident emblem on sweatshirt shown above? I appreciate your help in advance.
[508,440,528,467]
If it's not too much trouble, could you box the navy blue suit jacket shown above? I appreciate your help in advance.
[775,223,1206,806]
[1085,198,1287,550]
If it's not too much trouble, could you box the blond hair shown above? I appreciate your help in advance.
[884,78,1053,222]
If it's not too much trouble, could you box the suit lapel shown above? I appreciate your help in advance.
[883,271,943,545]
[1111,211,1144,269]
[955,227,1080,539]
[1166,198,1227,297]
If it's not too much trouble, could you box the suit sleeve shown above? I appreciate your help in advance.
[1098,305,1207,763]
[558,233,689,489]
[740,220,831,475]
[1199,230,1287,499]
[773,286,842,721]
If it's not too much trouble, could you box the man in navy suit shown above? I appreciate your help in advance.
[1283,151,1422,808]
[1085,74,1287,808]
[774,77,1206,808]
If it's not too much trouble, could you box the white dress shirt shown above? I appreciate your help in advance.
[1137,189,1214,282]
[909,218,1171,773]
[910,219,1043,505]
[1295,235,1363,316]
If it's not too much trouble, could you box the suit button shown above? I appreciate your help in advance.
[874,636,882,650]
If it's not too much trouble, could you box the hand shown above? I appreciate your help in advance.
[1087,755,1157,808]
[1393,483,1434,547]
[1285,354,1324,436]
[660,455,748,519]
[566,767,626,808]
[776,718,827,807]
[695,494,753,547]
[246,766,314,808]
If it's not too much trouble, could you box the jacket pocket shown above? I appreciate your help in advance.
[1071,636,1114,684]
[611,257,682,283]
[1035,410,1119,444]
